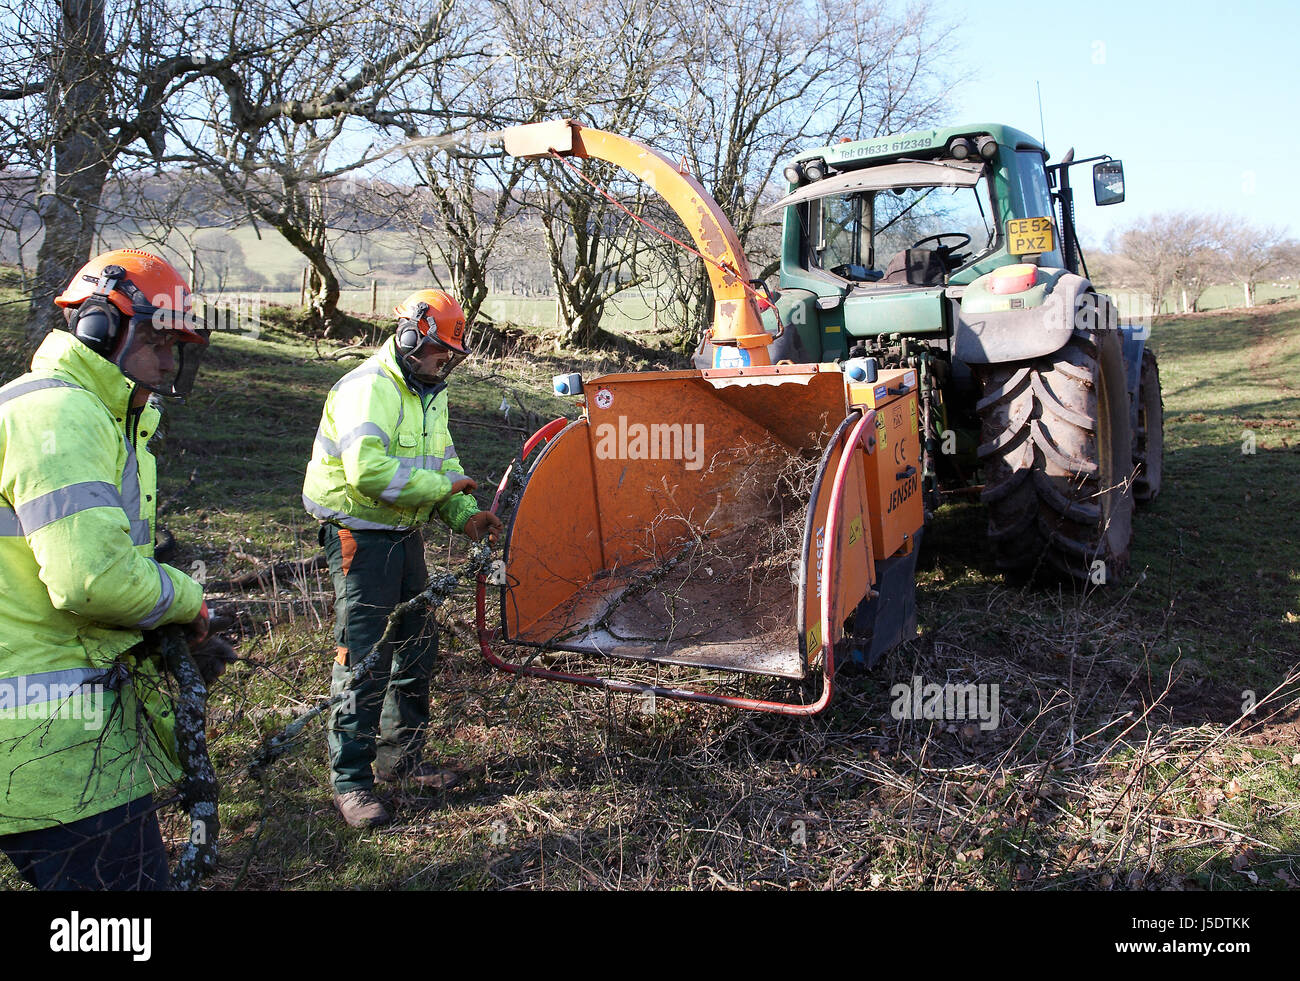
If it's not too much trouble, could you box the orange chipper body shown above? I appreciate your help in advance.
[480,122,925,714]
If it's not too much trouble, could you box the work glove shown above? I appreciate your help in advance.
[449,476,478,496]
[188,634,239,687]
[463,510,503,543]
[184,601,238,686]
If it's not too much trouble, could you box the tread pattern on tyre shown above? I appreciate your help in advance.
[976,329,1134,582]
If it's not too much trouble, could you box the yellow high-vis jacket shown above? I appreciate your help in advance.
[302,338,479,534]
[0,330,203,833]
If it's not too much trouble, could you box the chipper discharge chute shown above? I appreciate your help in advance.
[475,121,925,715]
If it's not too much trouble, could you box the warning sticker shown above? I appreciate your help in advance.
[875,414,887,451]
[806,622,821,654]
[847,515,863,547]
[594,388,613,410]
[910,400,918,434]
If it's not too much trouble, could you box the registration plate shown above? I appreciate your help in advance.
[1006,217,1055,255]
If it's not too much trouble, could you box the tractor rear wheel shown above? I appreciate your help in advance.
[975,329,1134,582]
[1133,348,1164,503]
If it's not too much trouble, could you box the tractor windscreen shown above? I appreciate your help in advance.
[805,172,996,285]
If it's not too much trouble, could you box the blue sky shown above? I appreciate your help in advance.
[938,0,1299,246]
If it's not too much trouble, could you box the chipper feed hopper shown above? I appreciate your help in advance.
[475,121,925,714]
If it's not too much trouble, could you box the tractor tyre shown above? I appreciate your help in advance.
[1133,348,1164,503]
[975,329,1135,583]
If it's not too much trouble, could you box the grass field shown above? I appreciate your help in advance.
[1,291,1297,891]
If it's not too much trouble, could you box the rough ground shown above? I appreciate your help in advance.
[0,292,1296,891]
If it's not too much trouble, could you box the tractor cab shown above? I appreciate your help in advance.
[773,156,999,290]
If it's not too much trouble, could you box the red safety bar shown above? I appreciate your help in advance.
[475,412,874,715]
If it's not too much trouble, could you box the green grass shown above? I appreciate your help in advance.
[1,285,1297,891]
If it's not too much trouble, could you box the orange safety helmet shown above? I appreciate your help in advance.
[55,249,205,341]
[54,249,209,399]
[393,289,470,356]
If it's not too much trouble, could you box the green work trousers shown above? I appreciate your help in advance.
[321,524,435,795]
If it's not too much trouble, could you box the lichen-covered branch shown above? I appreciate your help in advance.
[160,626,220,891]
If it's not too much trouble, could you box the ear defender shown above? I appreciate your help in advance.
[69,264,127,355]
[396,321,422,354]
[68,297,120,355]
[395,302,431,355]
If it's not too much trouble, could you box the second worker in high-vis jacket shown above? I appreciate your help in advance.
[303,289,501,828]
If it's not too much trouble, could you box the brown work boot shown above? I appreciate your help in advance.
[333,789,391,828]
[375,761,460,790]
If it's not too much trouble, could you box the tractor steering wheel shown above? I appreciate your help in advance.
[911,232,972,252]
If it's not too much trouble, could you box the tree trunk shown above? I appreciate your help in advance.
[1244,281,1253,308]
[26,0,111,342]
[560,304,608,349]
[309,259,342,335]
[268,215,340,334]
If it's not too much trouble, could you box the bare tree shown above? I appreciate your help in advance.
[1110,212,1223,316]
[0,1,237,339]
[656,0,954,342]
[167,0,473,335]
[192,228,262,293]
[1222,224,1294,308]
[379,2,540,327]
[495,0,684,349]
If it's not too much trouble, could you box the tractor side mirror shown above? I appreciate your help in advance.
[1093,160,1125,206]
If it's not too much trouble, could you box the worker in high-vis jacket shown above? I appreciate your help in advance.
[0,250,220,890]
[303,289,501,828]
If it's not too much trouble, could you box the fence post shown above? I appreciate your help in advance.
[371,280,378,315]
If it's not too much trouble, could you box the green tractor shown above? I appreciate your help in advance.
[729,122,1161,583]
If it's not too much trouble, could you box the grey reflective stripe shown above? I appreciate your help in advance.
[329,362,388,394]
[136,561,175,629]
[379,459,414,503]
[393,446,458,471]
[128,519,151,547]
[442,472,467,488]
[120,437,141,514]
[0,505,21,537]
[314,424,341,457]
[0,377,79,411]
[119,436,151,546]
[0,667,105,709]
[302,493,410,532]
[338,422,389,454]
[419,445,459,469]
[314,423,391,460]
[14,481,124,534]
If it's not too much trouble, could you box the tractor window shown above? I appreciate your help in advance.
[1012,151,1065,267]
[808,171,996,284]
[811,194,869,275]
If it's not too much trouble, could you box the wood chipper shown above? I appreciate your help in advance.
[475,120,926,714]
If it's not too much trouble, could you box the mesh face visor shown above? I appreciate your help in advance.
[110,274,209,400]
[117,314,210,401]
[403,329,469,385]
